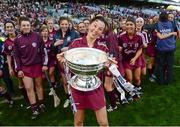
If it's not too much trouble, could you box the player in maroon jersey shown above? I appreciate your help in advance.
[3,21,30,108]
[118,17,143,91]
[40,25,56,88]
[136,17,149,81]
[57,16,110,127]
[77,22,87,37]
[46,17,56,41]
[145,17,158,82]
[13,17,48,119]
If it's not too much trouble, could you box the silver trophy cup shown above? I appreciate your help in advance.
[64,47,108,91]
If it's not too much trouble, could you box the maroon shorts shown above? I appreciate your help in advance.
[22,64,42,78]
[48,57,56,68]
[71,85,106,111]
[123,57,142,70]
[146,43,156,57]
[140,54,146,69]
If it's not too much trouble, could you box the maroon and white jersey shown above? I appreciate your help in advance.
[149,31,157,45]
[79,32,87,37]
[44,39,53,55]
[118,32,143,62]
[13,32,48,71]
[146,31,157,57]
[98,30,119,59]
[69,36,109,53]
[43,38,56,65]
[49,29,56,41]
[141,31,149,44]
[3,38,14,56]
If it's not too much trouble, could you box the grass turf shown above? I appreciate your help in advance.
[0,40,180,126]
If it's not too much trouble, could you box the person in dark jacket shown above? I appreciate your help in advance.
[0,36,14,96]
[53,17,79,109]
[0,54,14,108]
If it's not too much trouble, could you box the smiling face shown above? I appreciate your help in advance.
[41,28,49,38]
[78,22,86,34]
[88,19,105,39]
[59,19,69,32]
[119,19,126,31]
[20,21,31,34]
[5,22,15,35]
[136,18,144,28]
[126,21,136,35]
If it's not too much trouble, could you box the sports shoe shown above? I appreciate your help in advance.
[121,99,129,105]
[39,104,45,113]
[8,100,14,108]
[152,74,157,79]
[134,86,142,91]
[149,77,155,82]
[20,103,31,109]
[116,98,121,105]
[31,110,39,120]
[128,95,140,102]
[26,105,31,109]
[63,99,70,108]
[107,105,117,112]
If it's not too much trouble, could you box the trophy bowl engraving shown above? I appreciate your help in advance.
[64,48,108,91]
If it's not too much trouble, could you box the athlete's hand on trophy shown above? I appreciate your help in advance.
[105,57,117,67]
[57,52,65,63]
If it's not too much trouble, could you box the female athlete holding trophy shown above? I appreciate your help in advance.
[57,16,110,126]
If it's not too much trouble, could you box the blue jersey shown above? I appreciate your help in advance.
[155,21,177,51]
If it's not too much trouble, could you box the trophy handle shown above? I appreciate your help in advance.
[63,62,77,113]
[108,64,141,97]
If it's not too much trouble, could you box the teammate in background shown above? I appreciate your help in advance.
[168,13,174,22]
[53,17,79,109]
[136,17,149,79]
[0,51,13,108]
[77,22,87,37]
[46,17,56,41]
[118,17,127,34]
[40,25,56,88]
[168,13,180,39]
[0,30,15,96]
[83,19,90,33]
[118,17,143,93]
[13,17,48,119]
[145,17,158,82]
[3,21,30,108]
